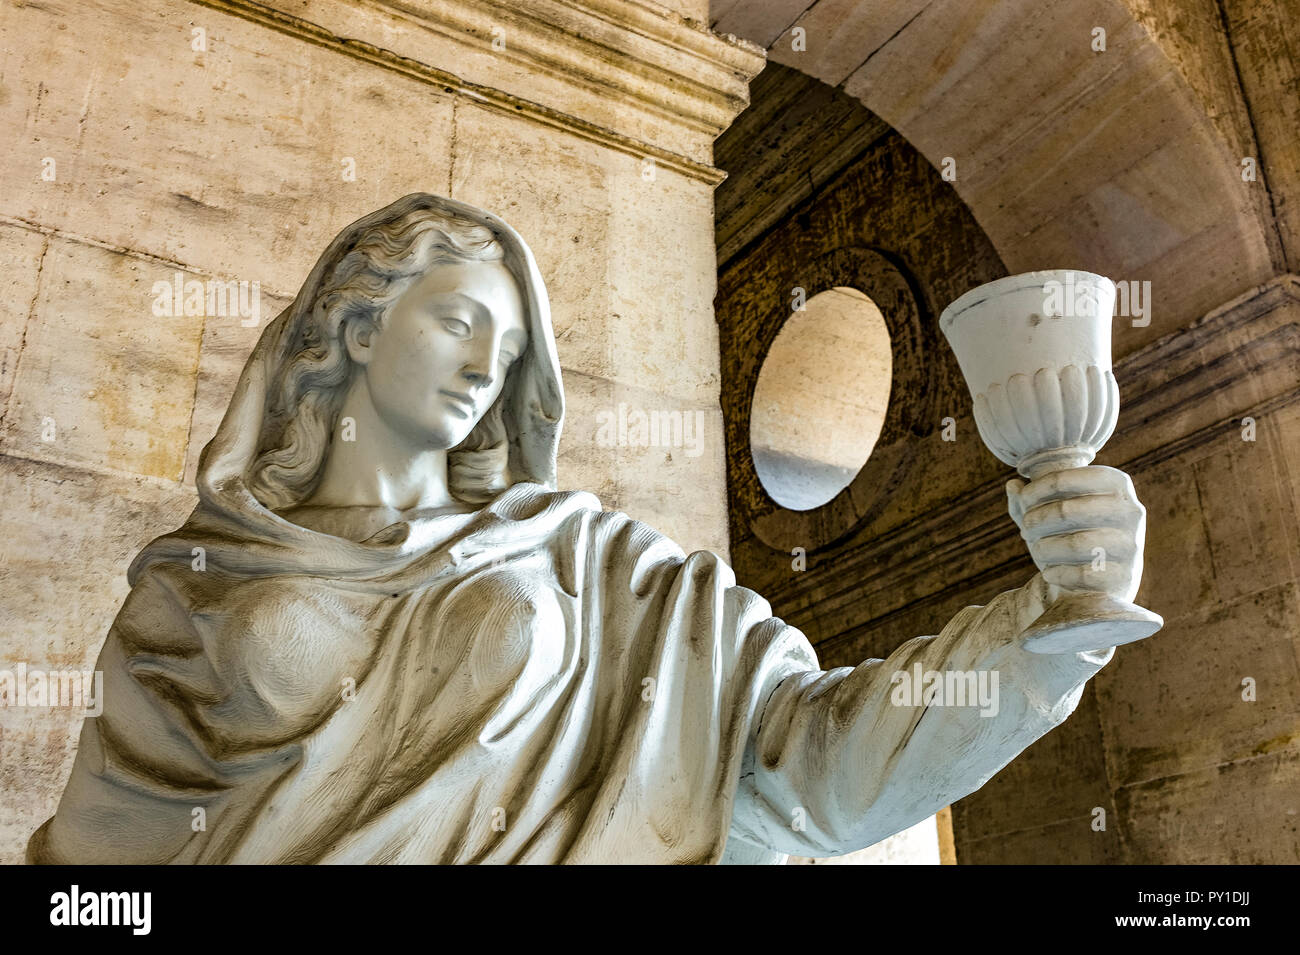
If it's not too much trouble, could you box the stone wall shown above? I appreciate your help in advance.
[0,0,761,864]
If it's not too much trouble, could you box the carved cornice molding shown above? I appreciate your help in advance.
[190,0,766,182]
[747,275,1300,642]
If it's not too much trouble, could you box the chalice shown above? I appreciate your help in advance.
[939,270,1163,654]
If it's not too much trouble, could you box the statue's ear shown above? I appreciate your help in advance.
[344,317,376,366]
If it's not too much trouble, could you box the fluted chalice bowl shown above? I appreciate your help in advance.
[940,270,1163,653]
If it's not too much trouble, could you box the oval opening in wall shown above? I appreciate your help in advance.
[749,286,892,512]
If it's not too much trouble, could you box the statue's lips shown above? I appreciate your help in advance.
[439,389,475,418]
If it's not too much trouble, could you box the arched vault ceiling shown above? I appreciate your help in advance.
[712,0,1298,345]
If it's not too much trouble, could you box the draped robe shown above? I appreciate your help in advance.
[28,479,1111,865]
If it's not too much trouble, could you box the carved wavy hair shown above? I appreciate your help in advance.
[248,207,516,510]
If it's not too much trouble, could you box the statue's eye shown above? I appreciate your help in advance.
[440,317,471,337]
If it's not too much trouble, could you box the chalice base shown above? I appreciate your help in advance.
[1021,592,1164,655]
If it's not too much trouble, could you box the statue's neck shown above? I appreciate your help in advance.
[302,378,454,512]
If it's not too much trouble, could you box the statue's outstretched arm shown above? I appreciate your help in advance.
[729,571,1111,857]
[729,464,1151,858]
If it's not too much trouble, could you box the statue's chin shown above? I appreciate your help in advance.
[424,424,476,452]
[377,412,473,452]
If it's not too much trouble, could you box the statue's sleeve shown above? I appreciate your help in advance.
[726,573,1114,858]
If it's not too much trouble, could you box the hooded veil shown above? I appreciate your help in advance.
[190,192,567,576]
[26,194,823,865]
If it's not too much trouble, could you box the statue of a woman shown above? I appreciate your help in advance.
[29,194,1147,864]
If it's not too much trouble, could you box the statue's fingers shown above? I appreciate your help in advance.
[1089,465,1138,500]
[1017,466,1133,512]
[1020,495,1141,541]
[1036,563,1134,605]
[1030,528,1136,565]
[1042,564,1100,593]
[1006,478,1027,526]
[1040,561,1133,589]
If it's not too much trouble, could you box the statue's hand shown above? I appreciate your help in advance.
[1006,465,1145,604]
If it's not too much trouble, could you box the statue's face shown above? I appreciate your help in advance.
[348,259,528,449]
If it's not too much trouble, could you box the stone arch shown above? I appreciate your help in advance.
[713,0,1281,352]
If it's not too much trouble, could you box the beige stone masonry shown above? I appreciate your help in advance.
[193,0,764,176]
[1,238,205,482]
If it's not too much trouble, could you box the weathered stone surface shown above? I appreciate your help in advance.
[661,0,710,21]
[0,454,195,669]
[230,0,757,169]
[450,105,614,383]
[1126,0,1259,166]
[1,237,204,481]
[766,0,932,87]
[0,453,196,865]
[1131,459,1217,618]
[0,226,46,414]
[1221,0,1300,273]
[181,292,293,486]
[1194,438,1300,606]
[558,369,729,559]
[713,62,892,269]
[0,0,457,289]
[839,0,1277,349]
[711,0,817,53]
[1116,748,1300,863]
[1096,583,1300,787]
[959,813,1125,864]
[1122,0,1292,280]
[1106,279,1300,472]
[604,153,721,408]
[1274,402,1300,534]
[954,685,1116,840]
[0,713,81,869]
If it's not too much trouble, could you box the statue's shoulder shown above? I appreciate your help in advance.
[493,481,604,519]
[495,481,694,559]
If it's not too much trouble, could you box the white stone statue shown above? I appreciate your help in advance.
[28,194,1157,865]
